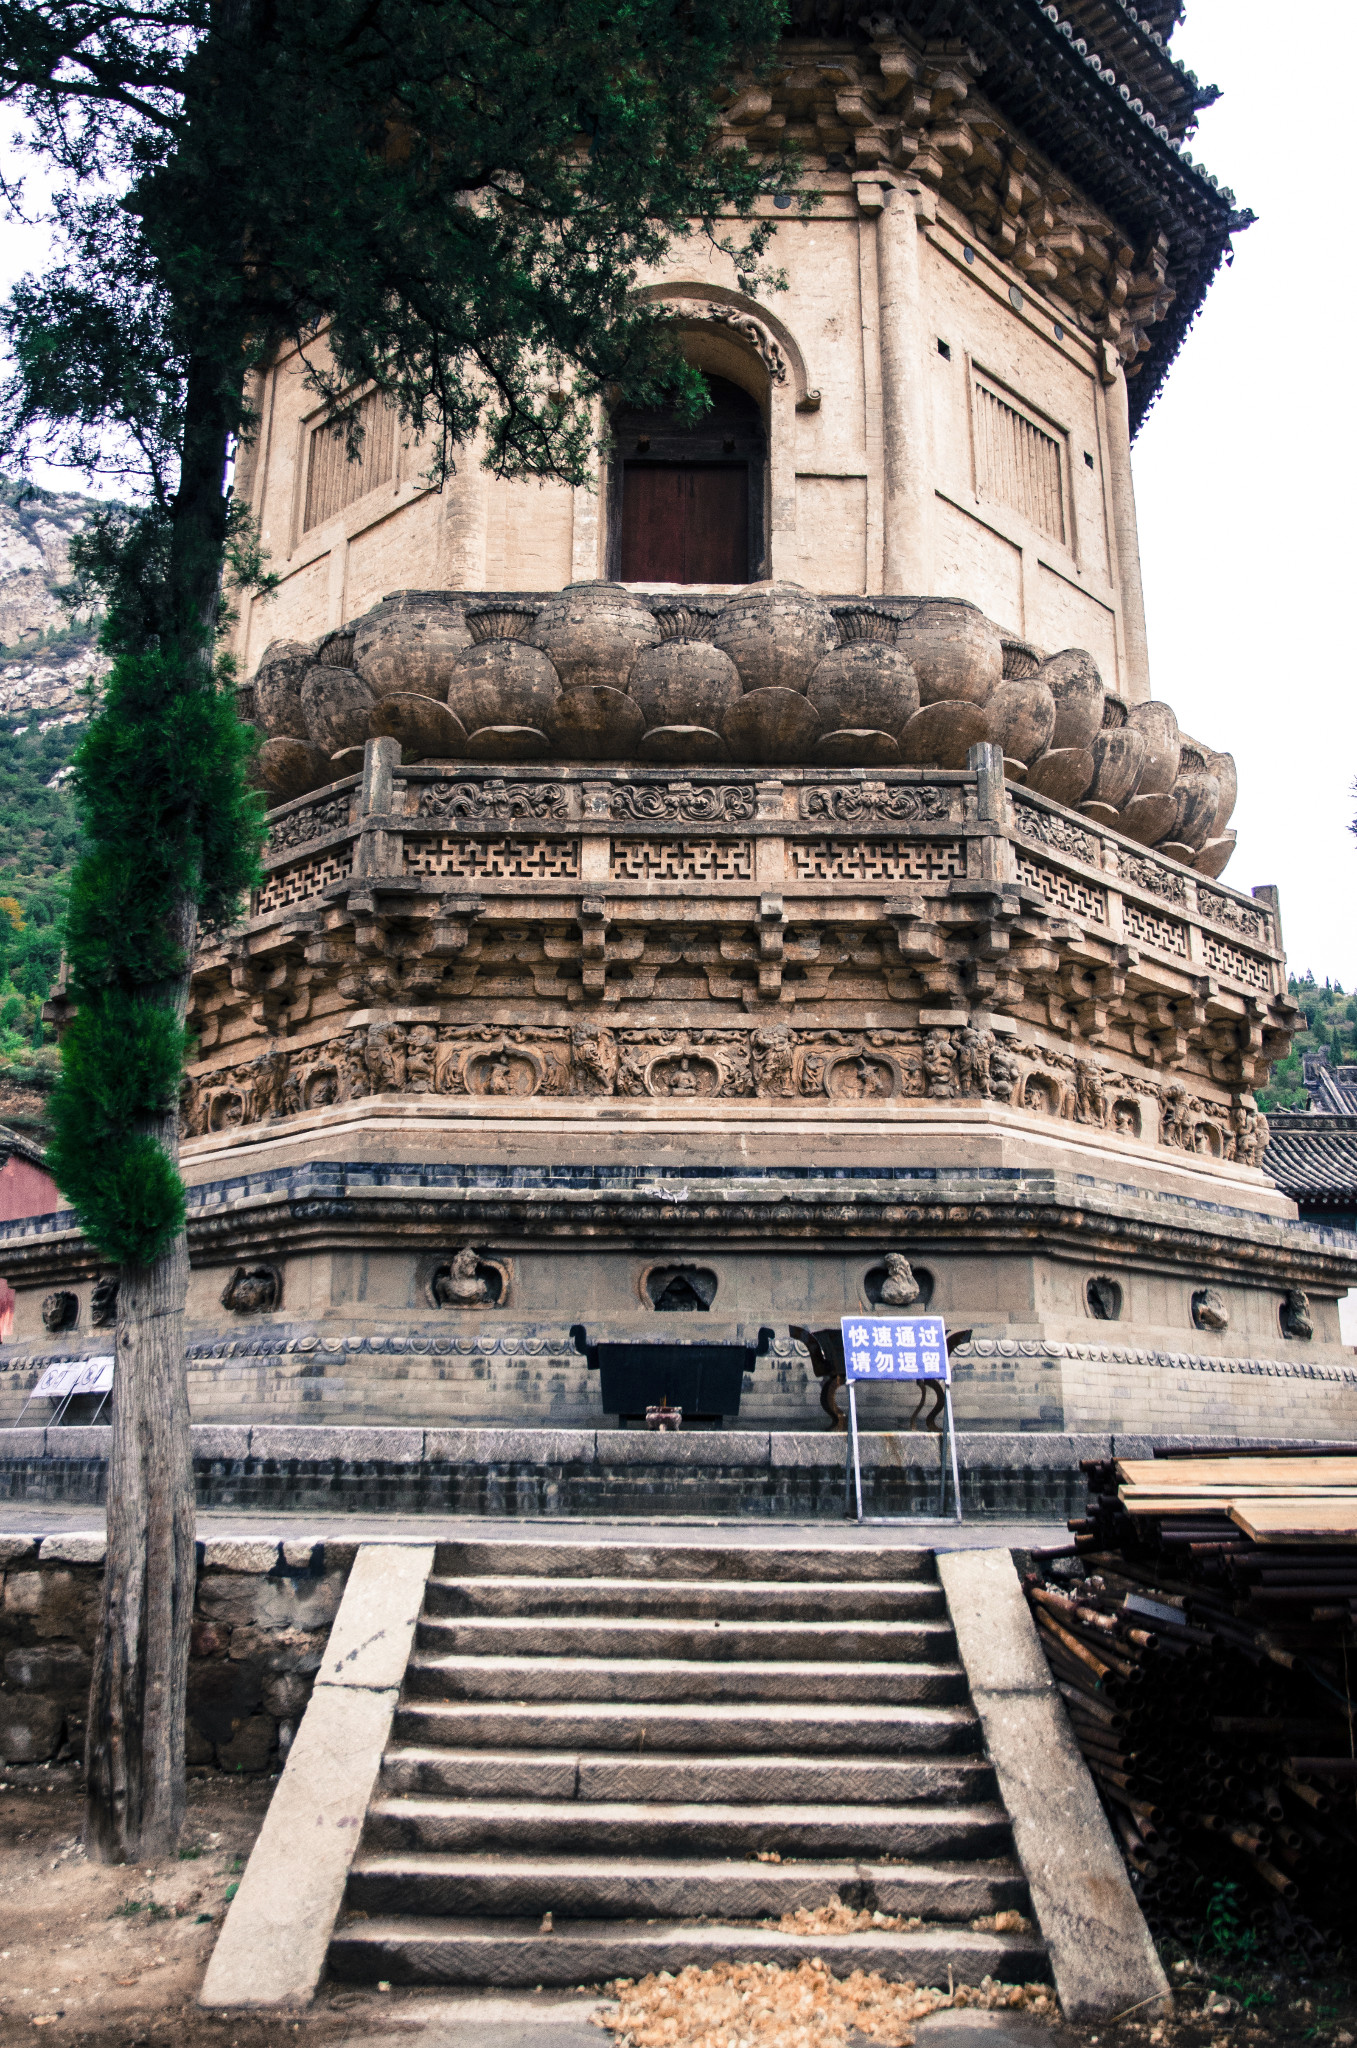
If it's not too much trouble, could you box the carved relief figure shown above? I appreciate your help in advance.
[1075,1059,1108,1127]
[988,1041,1020,1105]
[571,1025,617,1096]
[923,1029,957,1100]
[406,1025,437,1094]
[878,1253,922,1308]
[956,1027,992,1100]
[365,1021,406,1093]
[1113,1099,1142,1138]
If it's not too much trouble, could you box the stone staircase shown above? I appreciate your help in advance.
[326,1537,1049,1989]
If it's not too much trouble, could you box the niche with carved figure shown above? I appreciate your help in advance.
[862,1258,934,1310]
[425,1250,511,1309]
[642,1264,719,1312]
[1086,1275,1123,1322]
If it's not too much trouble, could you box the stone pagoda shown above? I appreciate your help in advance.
[5,0,1356,1444]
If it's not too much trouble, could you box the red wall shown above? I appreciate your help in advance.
[0,1152,59,1223]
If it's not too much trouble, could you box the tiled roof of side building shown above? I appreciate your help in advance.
[1307,1066,1357,1115]
[1265,1116,1357,1205]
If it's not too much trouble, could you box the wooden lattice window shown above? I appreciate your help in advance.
[973,377,1066,544]
[303,390,397,532]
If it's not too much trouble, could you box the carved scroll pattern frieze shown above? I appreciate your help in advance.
[1015,855,1107,925]
[266,795,352,855]
[610,838,754,882]
[800,785,952,826]
[403,837,581,880]
[254,848,352,914]
[415,779,569,824]
[182,1019,1268,1168]
[1117,849,1188,907]
[1198,888,1266,945]
[610,784,756,824]
[1012,798,1099,866]
[1202,935,1272,993]
[1123,899,1189,958]
[790,839,965,883]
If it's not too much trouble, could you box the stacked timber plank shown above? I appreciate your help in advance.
[1022,1449,1357,1955]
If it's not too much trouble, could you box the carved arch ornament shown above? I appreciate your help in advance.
[634,284,821,414]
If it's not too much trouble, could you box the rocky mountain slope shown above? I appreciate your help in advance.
[0,477,111,723]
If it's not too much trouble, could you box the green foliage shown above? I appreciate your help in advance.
[1258,972,1353,1111]
[1203,1881,1259,1965]
[0,712,84,1066]
[45,641,264,1264]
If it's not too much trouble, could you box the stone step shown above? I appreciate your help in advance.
[346,1851,1028,1923]
[392,1697,982,1756]
[415,1614,955,1663]
[328,1916,1049,1990]
[431,1542,939,1585]
[362,1796,1013,1862]
[404,1655,967,1707]
[380,1745,998,1807]
[423,1575,946,1622]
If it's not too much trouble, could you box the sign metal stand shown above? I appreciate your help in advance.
[10,1357,114,1430]
[841,1315,963,1526]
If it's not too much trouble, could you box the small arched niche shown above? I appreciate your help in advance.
[609,367,766,585]
[863,1261,935,1310]
[643,1263,719,1312]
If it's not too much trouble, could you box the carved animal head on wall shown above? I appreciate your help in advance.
[220,1265,282,1315]
[864,1259,933,1310]
[41,1290,79,1333]
[90,1276,120,1328]
[428,1249,509,1309]
[1280,1289,1313,1341]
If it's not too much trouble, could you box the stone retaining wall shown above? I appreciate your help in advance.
[0,1531,355,1772]
[0,1423,1331,1524]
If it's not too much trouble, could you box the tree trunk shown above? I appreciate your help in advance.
[85,1227,197,1860]
[84,345,238,1860]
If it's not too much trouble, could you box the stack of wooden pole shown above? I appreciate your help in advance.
[1023,1448,1357,1952]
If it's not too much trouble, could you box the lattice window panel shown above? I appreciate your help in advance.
[254,849,352,913]
[1122,899,1189,957]
[1202,934,1272,991]
[404,836,580,879]
[791,839,965,883]
[611,839,753,881]
[304,390,397,532]
[974,380,1065,543]
[1016,855,1107,924]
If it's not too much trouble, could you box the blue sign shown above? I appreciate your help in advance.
[840,1316,949,1383]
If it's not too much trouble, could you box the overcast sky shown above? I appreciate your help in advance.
[1131,0,1356,989]
[2,2,1351,985]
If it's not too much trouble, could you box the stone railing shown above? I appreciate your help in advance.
[177,741,1295,1158]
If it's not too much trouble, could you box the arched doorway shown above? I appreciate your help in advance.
[610,375,766,584]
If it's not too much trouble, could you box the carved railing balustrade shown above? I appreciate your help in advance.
[185,745,1293,1161]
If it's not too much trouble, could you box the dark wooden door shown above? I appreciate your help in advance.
[620,463,749,583]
